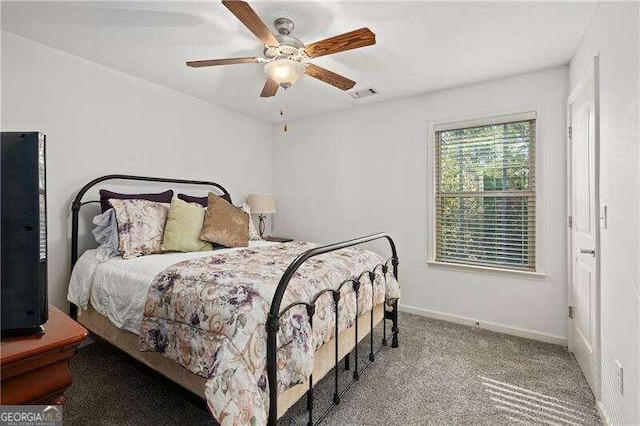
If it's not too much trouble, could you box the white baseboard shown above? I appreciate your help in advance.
[399,304,567,346]
[597,401,611,426]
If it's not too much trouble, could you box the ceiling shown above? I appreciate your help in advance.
[1,1,595,123]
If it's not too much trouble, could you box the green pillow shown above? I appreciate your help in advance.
[162,198,213,252]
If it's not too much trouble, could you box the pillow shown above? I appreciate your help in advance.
[109,199,170,259]
[161,198,213,253]
[100,189,173,213]
[240,203,261,241]
[92,208,119,261]
[199,193,249,248]
[179,194,260,240]
[178,193,232,207]
[176,193,207,207]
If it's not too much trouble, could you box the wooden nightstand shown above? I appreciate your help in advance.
[0,305,88,405]
[263,236,294,243]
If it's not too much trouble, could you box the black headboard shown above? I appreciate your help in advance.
[70,174,231,275]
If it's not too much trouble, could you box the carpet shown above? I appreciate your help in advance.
[65,312,600,425]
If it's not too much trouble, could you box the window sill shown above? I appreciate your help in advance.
[426,260,547,280]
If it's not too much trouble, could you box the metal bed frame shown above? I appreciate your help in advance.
[69,175,399,426]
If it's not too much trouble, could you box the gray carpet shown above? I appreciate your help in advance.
[65,312,600,425]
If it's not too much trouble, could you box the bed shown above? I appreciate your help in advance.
[68,175,400,425]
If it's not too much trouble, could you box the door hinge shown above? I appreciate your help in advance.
[568,126,573,139]
[568,306,574,319]
[568,215,573,229]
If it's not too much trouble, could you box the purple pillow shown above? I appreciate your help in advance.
[99,189,174,213]
[178,193,232,207]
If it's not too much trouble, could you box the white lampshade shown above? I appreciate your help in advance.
[247,194,277,214]
[264,59,305,88]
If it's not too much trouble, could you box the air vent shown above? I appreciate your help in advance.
[349,87,379,99]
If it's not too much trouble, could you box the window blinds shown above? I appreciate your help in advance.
[435,119,536,271]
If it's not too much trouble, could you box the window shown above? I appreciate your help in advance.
[433,114,536,272]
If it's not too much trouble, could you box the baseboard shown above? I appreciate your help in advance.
[597,401,611,425]
[399,304,567,346]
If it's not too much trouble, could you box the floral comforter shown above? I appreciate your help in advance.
[138,241,400,425]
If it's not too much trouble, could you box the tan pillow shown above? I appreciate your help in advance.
[199,193,249,248]
[161,198,213,253]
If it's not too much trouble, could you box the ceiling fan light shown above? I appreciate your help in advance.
[264,59,305,88]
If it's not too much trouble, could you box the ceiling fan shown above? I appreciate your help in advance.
[186,0,376,97]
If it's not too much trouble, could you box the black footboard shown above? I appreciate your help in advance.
[266,233,399,425]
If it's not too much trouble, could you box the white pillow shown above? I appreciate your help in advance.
[240,203,261,240]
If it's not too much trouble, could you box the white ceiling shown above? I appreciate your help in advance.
[1,1,595,123]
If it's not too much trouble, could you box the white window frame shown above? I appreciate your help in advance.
[426,109,547,278]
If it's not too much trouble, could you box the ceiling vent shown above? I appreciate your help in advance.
[349,87,379,99]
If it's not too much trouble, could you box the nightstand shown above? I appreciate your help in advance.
[0,305,88,405]
[263,236,294,243]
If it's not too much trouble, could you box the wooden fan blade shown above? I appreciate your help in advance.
[222,0,279,47]
[305,63,356,91]
[260,78,279,97]
[304,28,375,58]
[186,57,259,67]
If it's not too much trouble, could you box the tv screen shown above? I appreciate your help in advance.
[1,132,48,335]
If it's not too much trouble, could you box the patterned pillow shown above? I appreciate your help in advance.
[109,199,170,259]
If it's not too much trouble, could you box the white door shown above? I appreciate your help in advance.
[567,60,599,394]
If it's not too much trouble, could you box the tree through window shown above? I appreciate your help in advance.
[434,117,536,271]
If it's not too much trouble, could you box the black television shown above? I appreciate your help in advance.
[1,132,48,336]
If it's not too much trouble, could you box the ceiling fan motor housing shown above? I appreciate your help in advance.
[264,19,305,60]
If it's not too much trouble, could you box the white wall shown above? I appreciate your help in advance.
[272,67,568,342]
[569,2,639,424]
[1,32,273,311]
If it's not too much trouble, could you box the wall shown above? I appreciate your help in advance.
[272,67,568,342]
[1,32,273,311]
[569,2,639,424]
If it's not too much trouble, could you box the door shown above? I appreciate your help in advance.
[567,58,599,395]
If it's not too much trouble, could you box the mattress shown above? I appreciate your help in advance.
[68,240,277,334]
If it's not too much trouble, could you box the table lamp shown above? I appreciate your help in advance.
[247,194,277,239]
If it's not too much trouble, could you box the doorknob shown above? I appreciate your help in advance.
[579,248,596,256]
